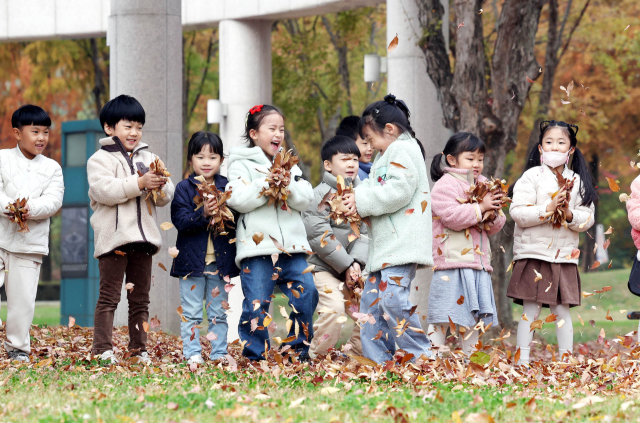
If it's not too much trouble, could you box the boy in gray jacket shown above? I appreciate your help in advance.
[303,136,368,356]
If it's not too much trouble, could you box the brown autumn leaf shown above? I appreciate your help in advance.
[243,268,251,273]
[379,279,388,292]
[158,263,167,271]
[404,208,414,216]
[291,289,300,298]
[606,310,613,321]
[448,316,456,335]
[142,322,150,333]
[4,198,29,233]
[270,235,290,256]
[457,22,465,29]
[125,283,135,292]
[369,298,381,307]
[168,247,179,258]
[114,250,126,256]
[457,295,465,305]
[160,222,174,231]
[533,269,542,282]
[382,263,390,269]
[302,264,315,274]
[595,286,612,294]
[389,161,407,169]
[387,34,399,52]
[258,149,300,212]
[606,177,620,192]
[252,232,264,245]
[211,286,220,298]
[526,76,535,83]
[603,238,611,250]
[545,314,558,323]
[421,200,428,213]
[591,261,601,270]
[529,320,543,331]
[461,248,472,255]
[68,316,75,328]
[389,276,403,285]
[604,226,614,235]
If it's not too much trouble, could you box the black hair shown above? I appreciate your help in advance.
[11,105,51,129]
[187,131,224,162]
[336,116,360,140]
[243,104,284,147]
[321,135,361,162]
[430,132,487,182]
[510,120,597,207]
[358,94,426,159]
[99,94,145,134]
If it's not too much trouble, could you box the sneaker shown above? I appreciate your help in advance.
[7,350,30,363]
[99,350,118,364]
[187,354,204,365]
[210,354,230,366]
[136,352,151,364]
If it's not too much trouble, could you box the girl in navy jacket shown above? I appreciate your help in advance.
[170,132,239,365]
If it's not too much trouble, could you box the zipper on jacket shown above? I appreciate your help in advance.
[109,139,149,243]
[241,216,247,230]
[115,205,119,231]
[388,216,399,238]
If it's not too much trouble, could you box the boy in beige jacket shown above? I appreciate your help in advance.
[87,95,174,364]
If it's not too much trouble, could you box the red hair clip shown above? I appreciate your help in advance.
[249,105,264,114]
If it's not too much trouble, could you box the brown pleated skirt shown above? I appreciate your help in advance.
[506,258,581,308]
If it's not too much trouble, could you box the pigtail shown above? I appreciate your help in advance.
[430,153,447,182]
[570,147,598,207]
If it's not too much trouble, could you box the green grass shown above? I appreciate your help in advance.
[0,366,635,423]
[0,304,60,326]
[512,268,638,344]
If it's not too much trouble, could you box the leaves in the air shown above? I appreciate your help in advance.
[252,232,264,245]
[168,247,179,258]
[125,283,134,292]
[404,208,414,215]
[270,235,290,255]
[591,261,601,269]
[160,222,174,231]
[302,264,315,274]
[560,80,574,98]
[390,162,407,169]
[457,22,465,30]
[421,200,428,213]
[224,283,234,293]
[387,34,398,52]
[606,177,620,192]
[457,295,465,305]
[526,76,535,83]
[115,250,126,256]
[211,286,221,298]
[68,316,75,328]
[158,263,167,271]
[533,269,542,282]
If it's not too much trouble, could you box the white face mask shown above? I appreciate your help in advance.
[541,150,569,168]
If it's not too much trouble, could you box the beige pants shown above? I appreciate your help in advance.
[0,249,41,353]
[310,271,362,356]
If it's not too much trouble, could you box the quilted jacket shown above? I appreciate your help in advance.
[353,132,433,272]
[510,164,594,264]
[302,172,368,278]
[431,167,506,273]
[87,137,174,258]
[225,146,314,267]
[0,145,64,255]
[626,175,640,254]
[170,173,239,279]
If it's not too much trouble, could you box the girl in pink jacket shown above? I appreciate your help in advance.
[427,133,506,357]
[626,175,640,336]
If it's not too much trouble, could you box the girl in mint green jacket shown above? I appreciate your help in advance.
[343,94,433,363]
[226,105,318,361]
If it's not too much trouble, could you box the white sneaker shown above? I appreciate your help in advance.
[137,352,151,364]
[99,350,118,364]
[188,354,204,365]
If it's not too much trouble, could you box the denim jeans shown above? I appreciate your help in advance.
[360,264,432,363]
[179,263,228,360]
[239,254,319,361]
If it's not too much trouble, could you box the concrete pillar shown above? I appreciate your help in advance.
[108,0,183,334]
[218,19,273,341]
[386,0,451,327]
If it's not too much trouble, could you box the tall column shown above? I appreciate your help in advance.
[386,0,451,327]
[218,19,273,341]
[108,0,183,334]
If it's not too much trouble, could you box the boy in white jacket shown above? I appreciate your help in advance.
[0,105,64,362]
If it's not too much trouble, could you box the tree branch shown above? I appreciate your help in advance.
[559,0,591,60]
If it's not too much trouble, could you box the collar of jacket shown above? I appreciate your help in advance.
[541,163,569,176]
[322,171,359,190]
[228,145,272,169]
[13,145,43,164]
[358,161,373,175]
[188,172,227,191]
[99,136,149,155]
[443,166,483,185]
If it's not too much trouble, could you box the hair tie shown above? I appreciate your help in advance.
[384,94,396,104]
[249,105,263,115]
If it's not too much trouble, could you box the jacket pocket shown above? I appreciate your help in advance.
[444,228,474,263]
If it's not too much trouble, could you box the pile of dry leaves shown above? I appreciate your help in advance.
[140,157,171,215]
[457,178,511,231]
[192,175,235,236]
[548,169,576,229]
[259,149,299,212]
[3,323,640,399]
[4,198,29,233]
[318,175,367,241]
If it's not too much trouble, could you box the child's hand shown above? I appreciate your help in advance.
[479,191,503,213]
[546,187,567,213]
[342,193,357,216]
[23,203,31,220]
[138,172,166,190]
[203,197,219,218]
[345,262,361,290]
[558,194,573,222]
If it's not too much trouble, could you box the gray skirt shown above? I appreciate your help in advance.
[428,268,499,328]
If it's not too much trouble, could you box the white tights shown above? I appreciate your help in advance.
[516,300,573,362]
[428,323,479,357]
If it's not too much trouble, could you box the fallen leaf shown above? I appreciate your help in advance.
[591,261,601,270]
[68,316,75,328]
[302,264,315,274]
[577,313,584,326]
[224,283,234,293]
[606,177,620,192]
[457,295,465,305]
[457,22,465,30]
[114,250,126,256]
[604,226,614,235]
[252,232,264,245]
[461,248,472,255]
[211,286,220,298]
[158,263,167,271]
[421,200,428,213]
[404,208,414,215]
[142,321,149,333]
[533,269,542,282]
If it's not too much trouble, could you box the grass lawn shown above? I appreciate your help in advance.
[0,304,60,327]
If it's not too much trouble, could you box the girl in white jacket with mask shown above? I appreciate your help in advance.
[507,120,597,365]
[226,105,318,362]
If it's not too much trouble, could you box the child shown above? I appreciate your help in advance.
[225,104,319,361]
[0,105,64,362]
[427,133,505,357]
[508,120,596,364]
[88,94,175,364]
[337,116,374,180]
[626,173,640,338]
[342,94,433,363]
[303,135,368,357]
[170,132,239,365]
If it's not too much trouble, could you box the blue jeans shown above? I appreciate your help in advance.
[360,264,432,363]
[179,263,228,360]
[239,254,319,361]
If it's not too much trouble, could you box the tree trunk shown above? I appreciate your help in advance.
[89,38,106,117]
[321,16,353,116]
